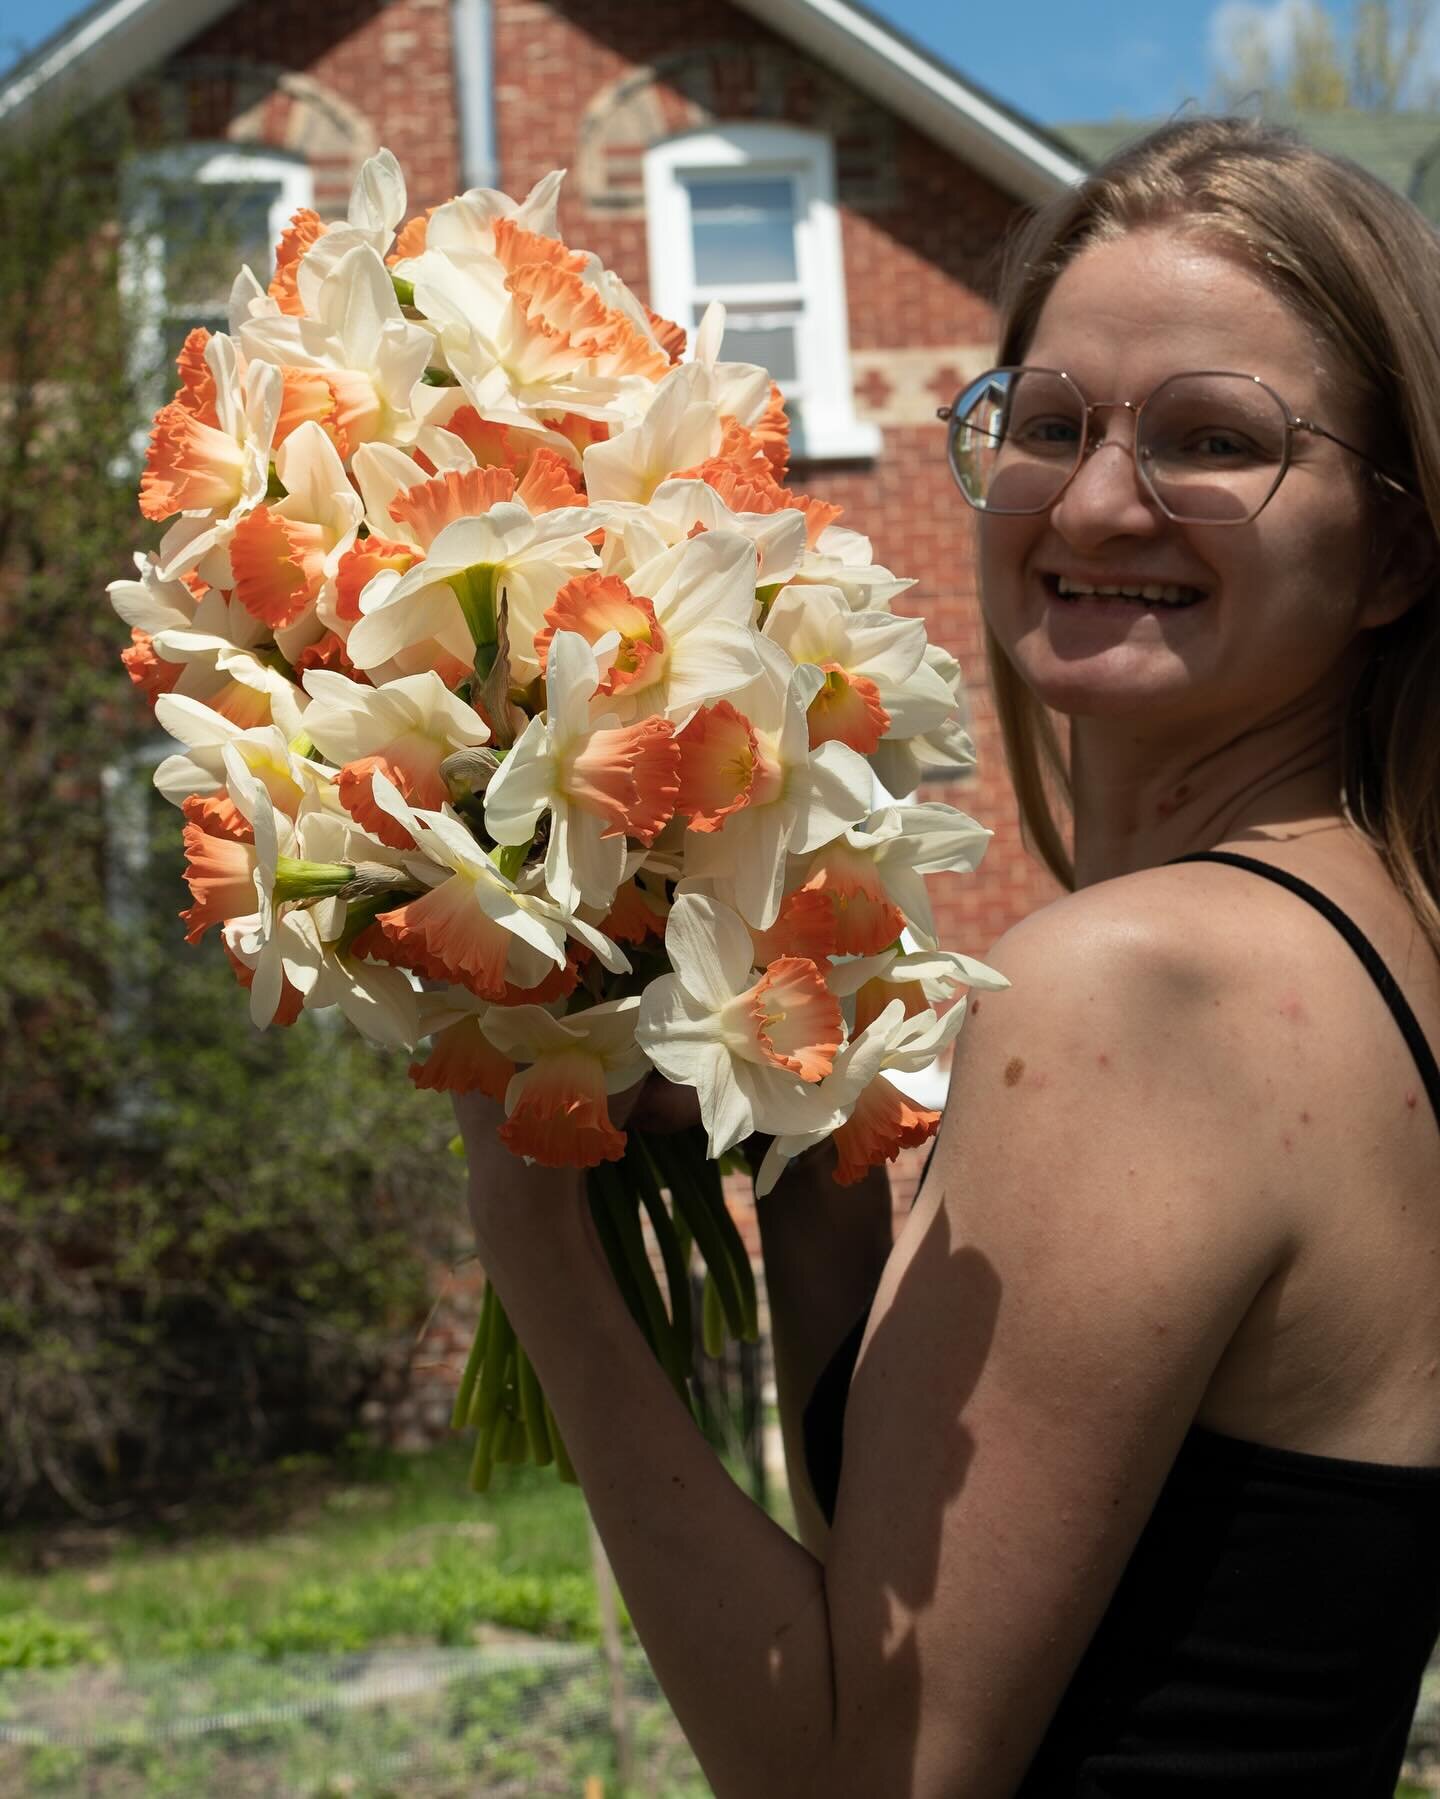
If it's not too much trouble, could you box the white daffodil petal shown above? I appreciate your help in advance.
[664,892,753,1008]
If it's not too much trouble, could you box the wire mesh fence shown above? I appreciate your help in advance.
[0,1641,710,1797]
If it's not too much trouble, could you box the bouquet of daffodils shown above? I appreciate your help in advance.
[110,149,1003,1485]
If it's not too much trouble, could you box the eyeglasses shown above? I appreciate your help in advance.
[936,366,1414,524]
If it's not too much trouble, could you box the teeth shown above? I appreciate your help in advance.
[1055,576,1201,606]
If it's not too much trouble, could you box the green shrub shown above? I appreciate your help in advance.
[0,97,467,1519]
[0,1609,109,1670]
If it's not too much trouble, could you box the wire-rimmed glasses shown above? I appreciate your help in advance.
[936,366,1412,523]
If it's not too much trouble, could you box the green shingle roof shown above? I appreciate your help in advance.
[1055,111,1440,222]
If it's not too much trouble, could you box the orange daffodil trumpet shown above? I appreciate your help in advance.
[110,148,1005,1486]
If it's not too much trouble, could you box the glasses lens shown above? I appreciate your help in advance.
[1139,374,1287,522]
[950,369,1083,513]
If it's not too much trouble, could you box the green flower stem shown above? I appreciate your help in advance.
[598,1164,689,1402]
[545,1397,577,1484]
[586,1172,650,1339]
[391,274,416,306]
[271,856,354,906]
[469,1278,512,1434]
[451,1288,489,1430]
[694,1148,759,1343]
[628,1136,693,1382]
[646,1137,746,1344]
[448,563,500,678]
[469,1418,495,1493]
[702,1269,727,1358]
[490,840,530,882]
[516,1345,553,1467]
[489,1407,513,1468]
[668,1124,758,1341]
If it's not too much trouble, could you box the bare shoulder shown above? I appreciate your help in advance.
[984,855,1306,1003]
[917,857,1313,1289]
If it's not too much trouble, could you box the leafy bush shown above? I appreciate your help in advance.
[0,1610,110,1671]
[0,101,463,1520]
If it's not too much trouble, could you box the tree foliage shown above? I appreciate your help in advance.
[0,100,462,1519]
[1213,0,1438,111]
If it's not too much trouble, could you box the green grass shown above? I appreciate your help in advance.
[0,1444,719,1795]
[0,1441,602,1666]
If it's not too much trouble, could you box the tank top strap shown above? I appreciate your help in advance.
[1171,849,1440,1135]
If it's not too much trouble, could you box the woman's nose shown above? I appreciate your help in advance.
[1049,431,1163,546]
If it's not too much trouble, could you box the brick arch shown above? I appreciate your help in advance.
[133,59,377,218]
[576,42,896,218]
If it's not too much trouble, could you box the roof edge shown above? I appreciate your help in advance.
[0,0,236,132]
[729,0,1087,200]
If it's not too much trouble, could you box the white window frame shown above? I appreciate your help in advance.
[645,123,880,464]
[120,143,313,415]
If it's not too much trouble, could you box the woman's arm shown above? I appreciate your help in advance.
[754,1145,893,1553]
[455,871,1302,1798]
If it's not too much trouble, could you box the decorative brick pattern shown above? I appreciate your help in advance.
[850,344,995,428]
[147,0,463,213]
[576,42,897,216]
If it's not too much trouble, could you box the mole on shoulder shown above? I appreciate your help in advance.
[1004,1056,1025,1088]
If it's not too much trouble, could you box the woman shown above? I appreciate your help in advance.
[453,117,1440,1795]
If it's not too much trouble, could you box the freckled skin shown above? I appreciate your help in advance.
[1300,1111,1312,1125]
[1004,1056,1025,1088]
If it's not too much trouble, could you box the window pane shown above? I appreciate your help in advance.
[161,180,282,312]
[685,176,798,286]
[718,322,797,381]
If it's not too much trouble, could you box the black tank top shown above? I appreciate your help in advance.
[802,850,1440,1796]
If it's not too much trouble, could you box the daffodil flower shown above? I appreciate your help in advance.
[676,634,874,931]
[364,769,629,997]
[636,892,857,1158]
[241,241,434,453]
[752,994,975,1197]
[538,529,764,727]
[483,630,679,914]
[480,997,649,1168]
[141,334,281,586]
[784,802,994,953]
[299,668,491,846]
[344,501,609,681]
[762,583,958,757]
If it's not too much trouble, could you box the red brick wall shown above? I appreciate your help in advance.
[163,0,461,213]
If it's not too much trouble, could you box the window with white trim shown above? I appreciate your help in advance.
[121,143,313,406]
[645,124,880,464]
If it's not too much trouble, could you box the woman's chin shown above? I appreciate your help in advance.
[1014,647,1197,721]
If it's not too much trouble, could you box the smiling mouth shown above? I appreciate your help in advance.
[1045,573,1207,610]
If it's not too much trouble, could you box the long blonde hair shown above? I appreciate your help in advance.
[987,116,1440,953]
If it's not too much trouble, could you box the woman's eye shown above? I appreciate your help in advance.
[1012,416,1081,450]
[1179,429,1257,461]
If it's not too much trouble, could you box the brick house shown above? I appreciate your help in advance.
[4,0,1082,957]
[3,0,1083,1442]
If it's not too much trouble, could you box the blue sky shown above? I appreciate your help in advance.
[0,1,1382,125]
